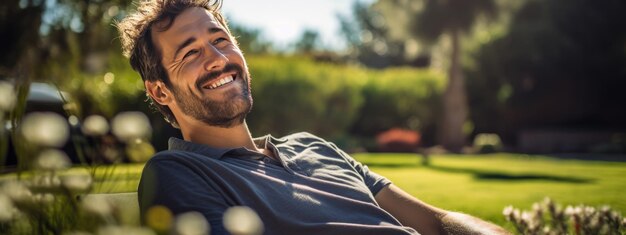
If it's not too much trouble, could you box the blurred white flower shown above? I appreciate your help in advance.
[532,202,542,213]
[175,211,210,235]
[574,206,583,216]
[97,225,155,235]
[611,211,621,221]
[32,174,62,189]
[103,72,115,85]
[32,193,55,204]
[62,174,93,193]
[68,115,79,126]
[0,194,17,221]
[81,196,112,216]
[82,115,109,136]
[1,180,32,201]
[223,206,263,235]
[564,205,575,216]
[584,206,596,216]
[0,81,16,112]
[502,205,514,218]
[600,205,611,214]
[112,112,152,142]
[34,149,71,171]
[21,112,69,147]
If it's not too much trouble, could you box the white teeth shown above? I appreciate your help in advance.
[207,75,234,89]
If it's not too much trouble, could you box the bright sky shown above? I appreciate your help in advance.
[222,0,374,51]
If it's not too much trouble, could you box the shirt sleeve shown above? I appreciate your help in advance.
[138,156,229,234]
[326,142,392,196]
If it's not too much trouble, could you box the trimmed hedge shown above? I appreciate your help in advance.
[246,55,445,145]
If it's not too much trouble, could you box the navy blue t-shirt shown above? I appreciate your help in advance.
[138,132,418,234]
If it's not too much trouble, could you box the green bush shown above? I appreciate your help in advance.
[246,56,445,146]
[246,55,367,139]
[351,67,444,140]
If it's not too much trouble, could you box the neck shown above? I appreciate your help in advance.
[179,119,259,151]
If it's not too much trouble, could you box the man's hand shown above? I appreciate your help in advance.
[375,184,511,235]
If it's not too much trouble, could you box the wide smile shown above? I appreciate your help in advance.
[202,73,237,90]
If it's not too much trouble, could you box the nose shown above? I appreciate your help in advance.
[203,44,228,72]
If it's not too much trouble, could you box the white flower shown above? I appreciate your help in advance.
[32,193,55,204]
[82,115,109,136]
[81,196,112,216]
[62,174,93,193]
[34,149,71,171]
[1,180,32,201]
[584,206,596,216]
[564,205,575,216]
[0,81,16,112]
[21,112,69,147]
[32,174,62,189]
[97,225,155,235]
[503,205,514,218]
[0,194,17,221]
[574,206,583,216]
[532,202,542,213]
[521,211,532,222]
[223,206,264,235]
[112,112,152,142]
[175,211,210,235]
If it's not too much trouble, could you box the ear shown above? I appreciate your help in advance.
[145,80,173,105]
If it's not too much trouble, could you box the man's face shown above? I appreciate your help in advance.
[151,7,252,128]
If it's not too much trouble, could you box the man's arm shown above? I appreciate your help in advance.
[374,184,511,235]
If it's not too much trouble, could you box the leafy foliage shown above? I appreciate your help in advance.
[467,0,626,142]
[246,55,444,144]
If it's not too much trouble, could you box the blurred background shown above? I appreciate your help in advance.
[1,0,626,232]
[1,0,626,157]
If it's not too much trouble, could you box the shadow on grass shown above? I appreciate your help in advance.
[427,165,594,183]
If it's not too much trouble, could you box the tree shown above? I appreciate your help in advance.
[294,29,320,54]
[0,0,132,80]
[411,0,497,152]
[467,0,626,145]
[229,21,273,54]
[338,1,417,69]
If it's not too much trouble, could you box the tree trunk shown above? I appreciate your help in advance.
[439,29,469,152]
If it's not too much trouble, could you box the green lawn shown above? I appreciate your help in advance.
[353,153,626,229]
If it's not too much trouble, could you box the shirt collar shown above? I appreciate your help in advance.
[167,135,277,159]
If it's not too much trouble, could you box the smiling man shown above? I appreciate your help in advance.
[117,0,509,234]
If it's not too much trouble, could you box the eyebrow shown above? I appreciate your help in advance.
[172,27,228,62]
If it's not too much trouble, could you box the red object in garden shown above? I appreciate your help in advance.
[376,128,421,152]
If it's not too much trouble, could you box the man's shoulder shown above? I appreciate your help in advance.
[144,149,207,167]
[278,131,328,144]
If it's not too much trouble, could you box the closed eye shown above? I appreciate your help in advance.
[213,37,228,45]
[183,49,199,59]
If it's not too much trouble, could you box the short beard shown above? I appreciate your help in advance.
[172,63,253,128]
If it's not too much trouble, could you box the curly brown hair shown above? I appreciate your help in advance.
[116,0,230,128]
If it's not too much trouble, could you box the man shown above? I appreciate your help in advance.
[117,0,510,234]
